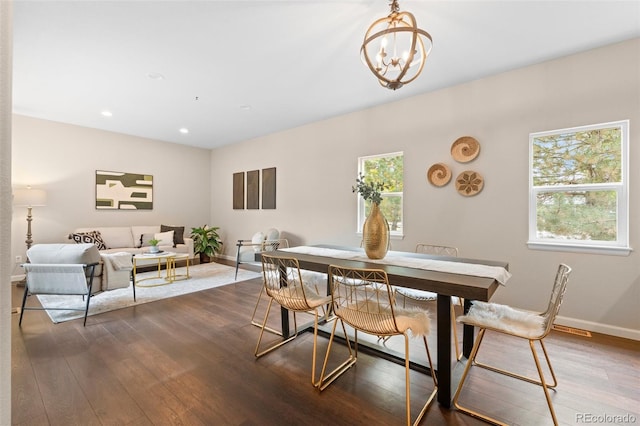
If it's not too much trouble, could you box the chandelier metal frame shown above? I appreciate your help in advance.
[361,0,433,90]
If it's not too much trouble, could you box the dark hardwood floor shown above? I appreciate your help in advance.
[11,263,640,425]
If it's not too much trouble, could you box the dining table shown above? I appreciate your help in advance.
[257,244,510,408]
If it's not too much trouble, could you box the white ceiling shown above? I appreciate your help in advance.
[12,0,640,149]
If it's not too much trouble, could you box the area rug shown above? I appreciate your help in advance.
[35,262,261,324]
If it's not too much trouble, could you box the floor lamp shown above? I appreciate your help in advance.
[13,186,47,286]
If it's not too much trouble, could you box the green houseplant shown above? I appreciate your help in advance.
[190,225,222,263]
[147,238,161,253]
[352,173,386,204]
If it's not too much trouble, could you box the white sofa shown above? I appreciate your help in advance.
[68,226,195,291]
[70,226,195,259]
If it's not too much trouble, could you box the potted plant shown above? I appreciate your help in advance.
[147,238,161,253]
[190,225,222,263]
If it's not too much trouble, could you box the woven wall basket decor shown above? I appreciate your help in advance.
[427,163,452,187]
[455,170,484,196]
[451,136,480,163]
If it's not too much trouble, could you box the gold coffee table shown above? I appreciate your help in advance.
[132,252,191,287]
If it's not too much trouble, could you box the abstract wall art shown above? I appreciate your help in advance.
[96,170,153,210]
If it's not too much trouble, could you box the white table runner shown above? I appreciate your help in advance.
[281,246,511,285]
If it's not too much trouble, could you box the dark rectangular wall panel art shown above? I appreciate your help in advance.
[247,170,260,209]
[262,167,276,209]
[233,172,245,209]
[96,170,153,210]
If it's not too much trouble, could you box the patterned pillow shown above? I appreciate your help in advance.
[139,233,156,248]
[69,231,108,250]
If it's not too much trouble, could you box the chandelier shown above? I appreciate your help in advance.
[361,0,433,90]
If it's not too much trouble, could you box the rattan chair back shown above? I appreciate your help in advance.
[415,243,458,257]
[329,265,401,336]
[261,254,316,312]
[540,263,572,337]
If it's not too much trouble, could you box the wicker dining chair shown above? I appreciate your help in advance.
[250,239,327,335]
[254,254,331,387]
[393,243,462,359]
[250,238,289,334]
[318,265,438,426]
[453,263,572,425]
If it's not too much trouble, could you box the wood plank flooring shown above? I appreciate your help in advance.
[11,264,640,425]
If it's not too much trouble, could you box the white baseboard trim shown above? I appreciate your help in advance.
[555,315,639,341]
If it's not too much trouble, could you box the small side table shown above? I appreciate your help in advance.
[165,253,191,282]
[133,252,178,288]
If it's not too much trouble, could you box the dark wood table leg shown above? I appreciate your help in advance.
[437,294,452,407]
[462,298,474,358]
[281,306,290,339]
[280,265,290,338]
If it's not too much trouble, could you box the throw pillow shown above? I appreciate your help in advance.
[139,233,156,248]
[154,230,174,247]
[251,231,265,252]
[70,231,108,250]
[161,224,185,247]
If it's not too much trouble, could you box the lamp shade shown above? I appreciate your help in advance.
[13,187,47,207]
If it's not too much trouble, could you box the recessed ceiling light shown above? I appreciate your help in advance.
[239,104,252,111]
[179,128,189,134]
[147,72,165,80]
[101,110,113,117]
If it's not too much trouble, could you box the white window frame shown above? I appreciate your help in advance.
[356,152,404,239]
[528,120,631,255]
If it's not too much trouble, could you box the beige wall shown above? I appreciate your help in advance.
[211,38,640,339]
[11,115,211,268]
[9,39,639,340]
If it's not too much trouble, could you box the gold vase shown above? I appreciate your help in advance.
[363,202,390,259]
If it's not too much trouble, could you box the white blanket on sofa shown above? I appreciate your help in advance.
[101,252,133,291]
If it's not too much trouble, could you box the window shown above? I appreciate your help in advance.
[356,152,404,237]
[528,120,630,255]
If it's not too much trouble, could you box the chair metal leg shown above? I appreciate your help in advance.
[18,285,29,326]
[408,334,438,426]
[82,294,92,326]
[451,302,461,360]
[530,339,559,425]
[454,328,559,425]
[473,338,558,389]
[310,309,326,387]
[317,318,356,391]
[254,292,327,388]
[83,274,94,326]
[234,245,242,280]
[453,329,509,425]
[250,285,283,336]
[255,298,300,358]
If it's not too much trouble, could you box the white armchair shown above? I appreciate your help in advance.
[234,228,281,280]
[20,243,101,326]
